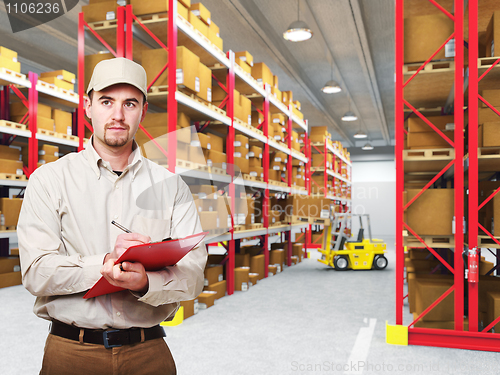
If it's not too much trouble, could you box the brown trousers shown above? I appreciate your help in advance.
[40,334,176,375]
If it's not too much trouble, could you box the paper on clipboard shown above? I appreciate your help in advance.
[83,231,208,299]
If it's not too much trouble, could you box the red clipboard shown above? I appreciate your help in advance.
[83,231,208,299]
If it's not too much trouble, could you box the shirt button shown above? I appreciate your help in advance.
[114,215,118,219]
[117,312,121,317]
[115,185,119,189]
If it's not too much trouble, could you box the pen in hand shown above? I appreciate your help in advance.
[111,221,131,271]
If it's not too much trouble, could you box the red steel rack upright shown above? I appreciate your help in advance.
[394,0,500,351]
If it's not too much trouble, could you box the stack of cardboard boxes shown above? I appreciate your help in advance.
[0,197,23,229]
[0,46,21,74]
[0,145,23,177]
[233,134,249,175]
[10,101,73,135]
[39,70,76,92]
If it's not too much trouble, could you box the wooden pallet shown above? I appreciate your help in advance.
[0,173,27,181]
[311,218,331,226]
[247,223,264,230]
[148,85,169,94]
[285,215,310,224]
[403,59,455,74]
[0,226,16,231]
[404,234,455,248]
[208,228,228,235]
[234,117,264,137]
[0,67,26,81]
[37,128,57,137]
[478,235,500,248]
[208,166,226,176]
[56,132,79,142]
[0,120,27,131]
[176,159,193,169]
[88,19,118,28]
[243,173,256,181]
[233,225,246,231]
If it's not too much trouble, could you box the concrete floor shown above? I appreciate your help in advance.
[1,238,500,374]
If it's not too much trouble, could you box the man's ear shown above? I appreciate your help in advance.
[84,96,92,120]
[140,101,149,123]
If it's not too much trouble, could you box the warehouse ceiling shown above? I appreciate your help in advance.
[0,0,395,153]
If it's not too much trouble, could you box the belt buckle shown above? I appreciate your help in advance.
[103,330,122,349]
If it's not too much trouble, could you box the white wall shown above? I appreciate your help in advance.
[351,161,395,238]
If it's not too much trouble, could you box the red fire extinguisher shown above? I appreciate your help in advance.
[468,248,479,283]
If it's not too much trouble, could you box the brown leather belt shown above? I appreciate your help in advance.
[50,320,165,348]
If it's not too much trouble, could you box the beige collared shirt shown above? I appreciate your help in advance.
[17,137,207,329]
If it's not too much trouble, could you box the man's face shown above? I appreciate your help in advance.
[84,83,147,149]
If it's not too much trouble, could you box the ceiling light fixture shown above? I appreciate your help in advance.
[322,64,341,94]
[353,130,367,139]
[362,142,374,150]
[342,97,358,122]
[283,0,313,42]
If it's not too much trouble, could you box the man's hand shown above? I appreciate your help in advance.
[101,233,151,294]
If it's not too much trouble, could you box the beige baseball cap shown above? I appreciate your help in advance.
[86,57,148,98]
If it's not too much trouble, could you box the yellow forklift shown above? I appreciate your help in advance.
[318,213,388,270]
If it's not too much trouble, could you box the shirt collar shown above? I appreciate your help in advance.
[84,135,143,180]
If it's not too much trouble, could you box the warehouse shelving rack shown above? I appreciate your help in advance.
[0,56,80,257]
[304,139,352,251]
[77,0,310,295]
[393,0,500,351]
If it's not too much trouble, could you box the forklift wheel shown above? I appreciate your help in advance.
[373,255,388,270]
[334,255,349,270]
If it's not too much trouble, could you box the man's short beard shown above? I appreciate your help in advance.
[103,126,130,147]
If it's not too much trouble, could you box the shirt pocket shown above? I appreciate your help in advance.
[130,215,171,243]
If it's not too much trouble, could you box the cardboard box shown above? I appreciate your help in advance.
[248,273,259,286]
[482,122,500,147]
[486,11,500,57]
[250,254,265,280]
[251,62,273,89]
[199,211,218,230]
[192,132,211,150]
[206,149,226,168]
[271,87,282,102]
[234,267,250,291]
[40,70,75,84]
[406,189,454,235]
[0,145,20,161]
[235,51,253,67]
[142,46,200,93]
[481,89,500,108]
[270,249,285,272]
[190,3,211,25]
[12,115,54,132]
[0,55,20,73]
[82,1,118,23]
[406,131,455,149]
[0,46,17,61]
[204,264,223,286]
[205,280,226,300]
[198,62,212,102]
[207,132,223,152]
[197,291,216,308]
[0,198,23,226]
[408,115,454,133]
[39,77,74,91]
[236,58,251,74]
[282,91,293,107]
[130,0,170,16]
[0,159,23,176]
[235,253,250,268]
[11,102,52,119]
[0,271,22,288]
[404,13,454,63]
[268,265,277,276]
[0,257,20,274]
[479,107,500,123]
[39,144,59,158]
[188,10,209,38]
[177,1,189,19]
[208,27,223,50]
[52,109,73,135]
[180,299,196,319]
[486,291,500,332]
[415,278,454,321]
